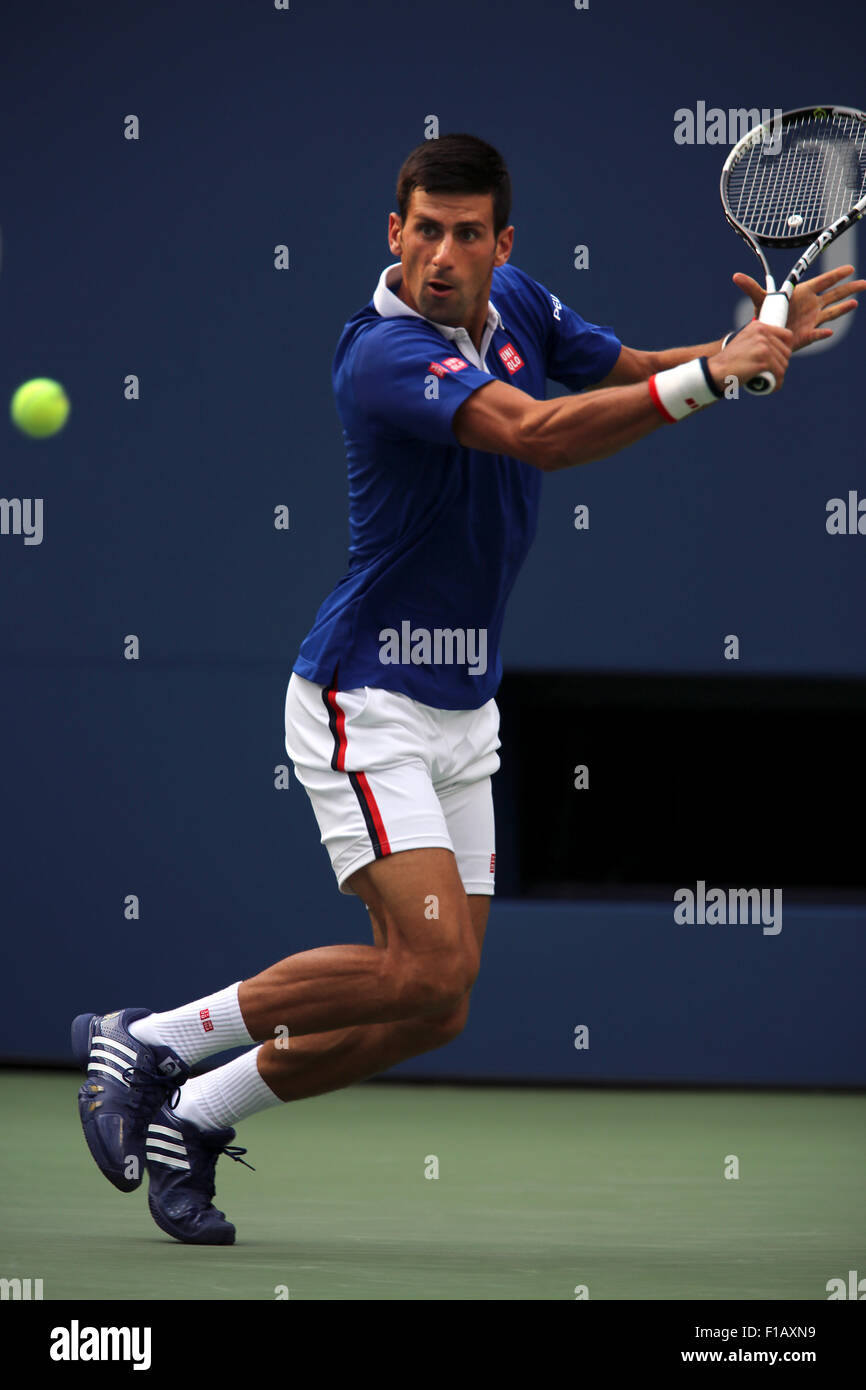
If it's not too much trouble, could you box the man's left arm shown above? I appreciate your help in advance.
[597,340,724,386]
[595,264,866,387]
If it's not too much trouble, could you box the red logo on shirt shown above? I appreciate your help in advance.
[489,853,496,874]
[441,356,469,372]
[429,361,447,378]
[499,342,524,374]
[200,1008,214,1033]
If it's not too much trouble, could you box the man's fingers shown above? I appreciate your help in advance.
[758,325,792,381]
[766,343,791,375]
[732,272,763,298]
[807,264,856,292]
[763,324,794,347]
[734,267,864,305]
[819,298,859,322]
[820,281,866,307]
[722,319,793,388]
[801,329,834,346]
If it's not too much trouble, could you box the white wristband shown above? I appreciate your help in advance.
[648,358,721,422]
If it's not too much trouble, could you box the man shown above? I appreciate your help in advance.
[72,134,863,1243]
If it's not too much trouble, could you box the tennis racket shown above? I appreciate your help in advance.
[720,105,866,394]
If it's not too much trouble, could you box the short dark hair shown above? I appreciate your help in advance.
[396,133,512,238]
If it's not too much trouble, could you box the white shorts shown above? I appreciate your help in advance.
[284,672,501,897]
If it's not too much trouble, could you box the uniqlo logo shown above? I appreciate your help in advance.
[489,853,496,873]
[429,361,447,378]
[200,1007,213,1033]
[498,342,524,374]
[441,356,468,372]
[686,397,699,410]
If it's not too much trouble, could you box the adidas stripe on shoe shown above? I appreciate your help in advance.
[72,1007,190,1193]
[146,1104,253,1245]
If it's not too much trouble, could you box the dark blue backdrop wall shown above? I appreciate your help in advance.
[1,0,863,1082]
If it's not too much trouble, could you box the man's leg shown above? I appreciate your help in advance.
[255,877,490,1101]
[140,857,488,1244]
[123,845,480,1087]
[171,851,488,1130]
[237,846,481,1040]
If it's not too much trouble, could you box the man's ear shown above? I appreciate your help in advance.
[495,226,514,265]
[387,212,404,255]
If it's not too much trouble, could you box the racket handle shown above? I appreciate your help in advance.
[744,292,790,396]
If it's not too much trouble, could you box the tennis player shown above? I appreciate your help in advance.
[72,134,863,1243]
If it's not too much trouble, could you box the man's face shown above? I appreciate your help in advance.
[388,188,513,331]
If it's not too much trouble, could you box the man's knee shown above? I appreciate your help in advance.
[352,849,481,1018]
[398,944,478,1016]
[411,992,472,1049]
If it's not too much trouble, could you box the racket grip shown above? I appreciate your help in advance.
[744,292,790,395]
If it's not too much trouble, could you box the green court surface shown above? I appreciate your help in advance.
[0,1071,863,1301]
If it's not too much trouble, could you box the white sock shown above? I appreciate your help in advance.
[170,1046,282,1132]
[128,982,254,1066]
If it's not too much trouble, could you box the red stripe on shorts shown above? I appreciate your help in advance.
[352,770,391,856]
[323,681,391,859]
[324,684,348,771]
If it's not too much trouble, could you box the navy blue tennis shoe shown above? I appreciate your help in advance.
[145,1104,253,1245]
[72,1007,190,1193]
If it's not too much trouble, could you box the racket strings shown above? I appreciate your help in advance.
[727,113,866,241]
[736,135,851,236]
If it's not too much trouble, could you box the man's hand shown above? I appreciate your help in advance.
[733,265,866,352]
[707,318,794,393]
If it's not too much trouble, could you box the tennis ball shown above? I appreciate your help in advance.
[10,378,70,438]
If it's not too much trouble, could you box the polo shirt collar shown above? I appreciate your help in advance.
[372,262,502,371]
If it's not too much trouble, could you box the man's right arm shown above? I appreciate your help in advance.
[453,320,793,471]
[453,376,667,471]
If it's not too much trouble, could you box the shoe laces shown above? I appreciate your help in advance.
[224,1144,255,1172]
[121,1062,182,1111]
[191,1139,255,1206]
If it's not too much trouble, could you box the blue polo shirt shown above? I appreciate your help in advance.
[293,261,620,709]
